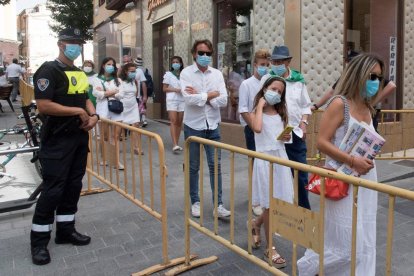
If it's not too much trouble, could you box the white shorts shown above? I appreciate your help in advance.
[166,99,185,112]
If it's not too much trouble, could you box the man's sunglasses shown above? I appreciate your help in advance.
[369,73,383,82]
[197,51,212,56]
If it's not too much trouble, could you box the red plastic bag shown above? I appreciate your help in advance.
[306,168,349,201]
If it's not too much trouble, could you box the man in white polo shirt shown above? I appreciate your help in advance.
[5,58,25,102]
[180,39,231,218]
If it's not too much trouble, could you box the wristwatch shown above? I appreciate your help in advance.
[90,113,100,121]
[301,119,309,125]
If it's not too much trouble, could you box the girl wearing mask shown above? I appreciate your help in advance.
[297,54,383,275]
[249,76,293,268]
[119,63,143,155]
[162,56,185,152]
[92,57,124,169]
[82,60,97,107]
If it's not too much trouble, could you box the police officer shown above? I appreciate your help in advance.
[30,28,99,265]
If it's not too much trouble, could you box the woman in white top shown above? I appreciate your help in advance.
[298,54,383,276]
[92,57,124,169]
[250,76,293,269]
[162,56,185,152]
[119,62,143,155]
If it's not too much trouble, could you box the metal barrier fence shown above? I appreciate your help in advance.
[86,118,189,275]
[308,109,414,162]
[167,136,414,275]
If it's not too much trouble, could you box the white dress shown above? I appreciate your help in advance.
[120,81,140,124]
[297,116,378,276]
[252,113,294,208]
[92,77,124,121]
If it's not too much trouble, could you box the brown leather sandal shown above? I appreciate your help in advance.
[264,247,287,268]
[247,218,261,249]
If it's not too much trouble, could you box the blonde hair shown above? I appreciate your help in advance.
[254,49,271,63]
[334,53,384,112]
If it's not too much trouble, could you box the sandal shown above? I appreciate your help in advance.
[134,149,144,155]
[264,247,287,269]
[247,218,261,249]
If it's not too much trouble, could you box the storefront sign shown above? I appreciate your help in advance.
[389,37,397,82]
[191,21,210,32]
[147,0,169,20]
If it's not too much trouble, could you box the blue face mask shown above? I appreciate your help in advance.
[104,65,114,74]
[64,44,82,61]
[264,89,282,105]
[172,63,181,71]
[271,64,287,76]
[128,72,136,80]
[196,55,211,67]
[364,79,380,98]
[257,66,268,77]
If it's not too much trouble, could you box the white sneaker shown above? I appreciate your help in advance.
[191,202,200,217]
[214,204,231,218]
[252,205,263,216]
[172,145,181,152]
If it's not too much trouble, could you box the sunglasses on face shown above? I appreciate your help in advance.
[369,73,383,82]
[197,51,212,56]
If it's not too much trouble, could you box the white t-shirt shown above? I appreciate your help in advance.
[6,63,24,78]
[238,76,261,127]
[163,71,183,102]
[135,67,147,96]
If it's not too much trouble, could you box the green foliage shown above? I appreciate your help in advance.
[0,0,11,5]
[47,0,93,41]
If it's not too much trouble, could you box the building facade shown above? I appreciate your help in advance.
[93,0,413,120]
[17,4,59,75]
[0,0,19,67]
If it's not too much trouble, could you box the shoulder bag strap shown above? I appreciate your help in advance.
[326,95,350,134]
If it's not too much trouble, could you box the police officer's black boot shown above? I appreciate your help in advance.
[30,230,51,265]
[55,221,91,246]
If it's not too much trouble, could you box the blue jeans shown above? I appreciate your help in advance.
[184,124,223,205]
[244,125,255,151]
[285,132,311,210]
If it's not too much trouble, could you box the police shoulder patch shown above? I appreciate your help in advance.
[37,78,50,91]
[71,76,77,86]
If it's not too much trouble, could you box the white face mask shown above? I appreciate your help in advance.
[83,66,92,73]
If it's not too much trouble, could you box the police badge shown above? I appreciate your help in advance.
[71,76,77,86]
[37,78,50,91]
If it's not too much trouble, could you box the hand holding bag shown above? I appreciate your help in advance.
[102,81,124,114]
[306,96,350,200]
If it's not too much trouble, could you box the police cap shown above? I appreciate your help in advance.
[58,28,85,43]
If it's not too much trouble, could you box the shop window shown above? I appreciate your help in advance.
[98,38,106,65]
[215,0,253,122]
[346,0,401,112]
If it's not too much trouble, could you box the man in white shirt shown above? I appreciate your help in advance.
[180,39,231,218]
[0,67,9,86]
[238,49,270,217]
[5,58,25,102]
[134,57,148,126]
[260,45,312,210]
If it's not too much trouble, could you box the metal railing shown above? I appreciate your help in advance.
[166,136,414,275]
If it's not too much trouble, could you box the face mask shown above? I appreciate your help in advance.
[83,66,92,73]
[364,79,380,98]
[264,89,282,105]
[271,64,287,76]
[64,44,82,61]
[196,55,211,67]
[172,63,181,71]
[104,65,114,74]
[257,66,268,77]
[128,72,136,80]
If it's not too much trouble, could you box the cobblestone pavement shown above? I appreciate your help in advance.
[1,105,413,276]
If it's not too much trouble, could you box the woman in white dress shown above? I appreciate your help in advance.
[92,57,124,169]
[297,54,384,275]
[119,62,143,155]
[162,56,185,152]
[249,76,294,268]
